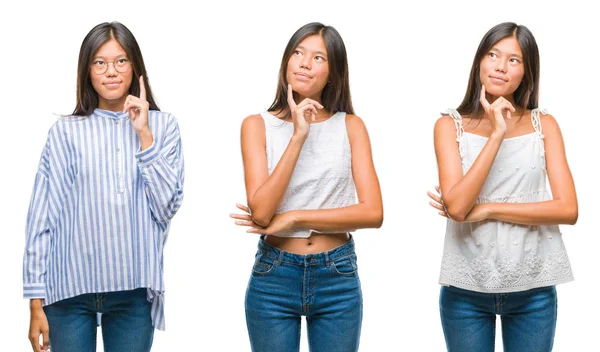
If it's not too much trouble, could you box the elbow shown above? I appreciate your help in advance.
[247,203,273,227]
[444,205,467,222]
[371,208,384,228]
[565,206,578,225]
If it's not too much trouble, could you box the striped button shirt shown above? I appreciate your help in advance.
[23,108,184,330]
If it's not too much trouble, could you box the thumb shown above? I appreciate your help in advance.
[42,328,50,349]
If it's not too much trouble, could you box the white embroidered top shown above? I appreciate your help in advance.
[439,108,574,293]
[260,111,356,238]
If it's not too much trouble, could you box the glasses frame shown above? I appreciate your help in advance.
[90,57,132,75]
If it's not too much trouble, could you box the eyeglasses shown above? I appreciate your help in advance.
[90,57,131,74]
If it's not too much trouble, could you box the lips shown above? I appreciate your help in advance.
[489,75,508,83]
[294,72,312,80]
[103,81,121,88]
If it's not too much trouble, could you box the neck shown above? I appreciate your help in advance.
[98,96,127,112]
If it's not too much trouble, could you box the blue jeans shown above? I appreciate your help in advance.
[245,237,362,352]
[440,285,557,352]
[43,288,154,352]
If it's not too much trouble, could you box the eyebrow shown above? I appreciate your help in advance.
[297,45,327,57]
[93,54,128,60]
[490,47,523,59]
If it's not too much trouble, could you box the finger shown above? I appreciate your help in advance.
[427,191,442,204]
[301,98,324,110]
[287,84,296,109]
[479,85,490,110]
[435,185,441,194]
[246,227,266,234]
[42,329,50,350]
[139,75,147,101]
[236,203,251,213]
[438,211,449,218]
[235,220,256,226]
[229,213,253,221]
[429,201,445,211]
[29,335,40,352]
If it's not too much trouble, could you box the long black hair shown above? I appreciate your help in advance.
[457,22,539,117]
[73,22,159,116]
[268,22,354,117]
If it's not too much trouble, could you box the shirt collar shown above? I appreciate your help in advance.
[93,108,130,120]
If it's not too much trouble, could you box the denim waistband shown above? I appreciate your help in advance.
[257,236,355,266]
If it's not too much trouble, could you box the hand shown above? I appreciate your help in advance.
[479,84,515,136]
[29,300,50,352]
[463,204,490,223]
[427,185,448,218]
[287,84,323,138]
[124,76,151,133]
[230,203,297,235]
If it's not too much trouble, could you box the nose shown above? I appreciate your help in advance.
[105,62,118,77]
[300,55,311,70]
[494,59,507,73]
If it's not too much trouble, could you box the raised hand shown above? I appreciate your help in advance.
[287,84,323,138]
[479,84,515,136]
[124,75,150,134]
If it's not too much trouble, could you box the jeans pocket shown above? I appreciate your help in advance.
[332,253,358,276]
[251,253,276,276]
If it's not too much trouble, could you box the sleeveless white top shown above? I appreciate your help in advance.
[260,111,356,238]
[439,108,574,293]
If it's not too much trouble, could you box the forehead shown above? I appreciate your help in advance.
[491,36,522,56]
[94,38,127,57]
[297,35,327,54]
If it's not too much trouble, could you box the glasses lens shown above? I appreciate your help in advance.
[91,61,106,74]
[115,59,131,73]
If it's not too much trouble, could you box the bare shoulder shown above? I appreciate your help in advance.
[434,114,457,135]
[539,112,560,131]
[241,113,265,132]
[345,113,366,131]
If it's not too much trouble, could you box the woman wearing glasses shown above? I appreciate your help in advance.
[24,22,184,352]
[230,22,383,351]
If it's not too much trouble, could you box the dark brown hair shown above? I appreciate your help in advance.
[268,22,354,117]
[73,22,159,116]
[457,22,539,117]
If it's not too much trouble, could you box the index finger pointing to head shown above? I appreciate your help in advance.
[139,75,146,101]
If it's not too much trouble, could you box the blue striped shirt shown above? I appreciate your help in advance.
[23,108,184,330]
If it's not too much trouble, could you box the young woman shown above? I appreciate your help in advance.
[428,22,577,351]
[230,22,383,352]
[24,22,184,352]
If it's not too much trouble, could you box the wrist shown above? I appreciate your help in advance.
[137,129,154,150]
[30,299,43,310]
[291,132,308,143]
[482,203,495,219]
[289,210,302,227]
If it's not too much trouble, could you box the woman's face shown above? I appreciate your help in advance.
[89,38,133,111]
[479,36,525,99]
[286,34,330,101]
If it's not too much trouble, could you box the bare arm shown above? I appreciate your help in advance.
[436,86,514,221]
[483,114,578,225]
[242,85,322,226]
[241,114,383,235]
[291,114,383,231]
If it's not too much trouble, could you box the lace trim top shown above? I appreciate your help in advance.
[438,108,573,293]
[260,111,356,238]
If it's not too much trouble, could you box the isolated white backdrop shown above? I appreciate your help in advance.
[0,0,597,350]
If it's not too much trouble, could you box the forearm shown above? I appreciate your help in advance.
[485,199,578,226]
[291,203,383,232]
[442,133,504,220]
[249,135,306,226]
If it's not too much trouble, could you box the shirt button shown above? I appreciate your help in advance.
[115,121,119,125]
[138,159,143,163]
[116,147,121,152]
[491,243,495,248]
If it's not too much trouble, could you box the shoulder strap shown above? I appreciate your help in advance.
[531,108,548,138]
[446,108,464,142]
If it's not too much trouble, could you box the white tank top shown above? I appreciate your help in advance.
[261,111,356,238]
[439,108,574,293]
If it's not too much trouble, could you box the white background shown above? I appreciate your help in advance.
[1,0,597,350]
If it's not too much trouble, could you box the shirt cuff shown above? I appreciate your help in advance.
[135,141,160,167]
[23,283,46,299]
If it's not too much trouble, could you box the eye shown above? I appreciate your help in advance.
[294,50,302,56]
[488,52,497,58]
[116,58,129,65]
[93,60,105,66]
[509,58,520,64]
[315,56,325,62]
